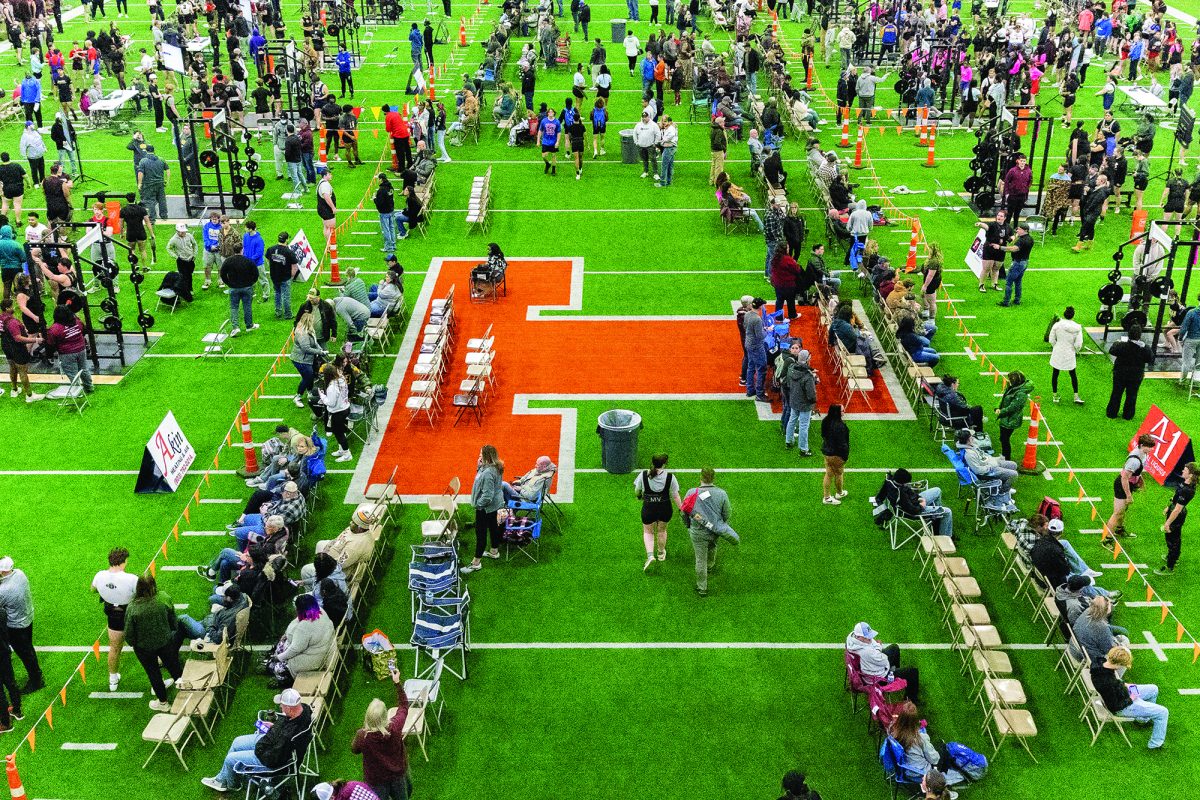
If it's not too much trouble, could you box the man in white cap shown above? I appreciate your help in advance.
[166,222,198,302]
[311,780,382,800]
[202,688,313,792]
[844,621,919,702]
[0,558,42,693]
[303,509,377,582]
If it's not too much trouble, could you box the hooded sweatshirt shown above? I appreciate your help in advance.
[848,200,873,236]
[0,226,23,273]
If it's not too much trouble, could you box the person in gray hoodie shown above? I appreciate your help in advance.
[847,199,872,249]
[743,304,768,401]
[785,346,818,455]
[686,467,739,596]
[462,444,505,573]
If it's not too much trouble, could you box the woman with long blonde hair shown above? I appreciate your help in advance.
[289,310,325,408]
[351,663,412,799]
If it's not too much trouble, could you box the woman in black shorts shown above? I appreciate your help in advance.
[590,97,608,158]
[1162,168,1189,222]
[634,453,682,571]
[1103,434,1155,547]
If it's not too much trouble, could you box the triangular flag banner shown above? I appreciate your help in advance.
[370,106,381,120]
[1067,470,1076,484]
[1078,485,1085,500]
[1148,584,1155,603]
[1162,604,1171,623]
[1045,425,1054,442]
[79,661,86,684]
[171,523,179,541]
[225,432,232,448]
[1127,561,1136,581]
[149,560,157,578]
[45,704,53,730]
[161,541,169,561]
[1194,642,1200,664]
[1055,449,1064,466]
[28,727,35,752]
[213,452,220,469]
[372,129,379,138]
[193,488,200,504]
[1091,504,1098,520]
[92,640,101,661]
[183,505,191,523]
[204,472,211,487]
[59,687,67,706]
[1179,622,1187,643]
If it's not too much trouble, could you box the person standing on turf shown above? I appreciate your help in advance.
[266,231,299,319]
[0,609,20,734]
[243,219,267,302]
[743,300,768,401]
[136,144,170,224]
[123,575,182,712]
[0,557,43,693]
[423,20,435,69]
[1157,462,1196,576]
[538,107,562,176]
[998,222,1033,307]
[1106,325,1152,419]
[686,467,739,597]
[635,453,682,571]
[317,170,337,241]
[821,403,850,505]
[201,211,223,291]
[90,547,137,692]
[633,111,659,180]
[220,242,261,338]
[658,115,677,187]
[408,23,424,71]
[974,209,1009,293]
[1001,153,1032,221]
[461,444,505,574]
[568,112,586,180]
[784,347,817,456]
[1102,433,1155,548]
[1049,306,1085,404]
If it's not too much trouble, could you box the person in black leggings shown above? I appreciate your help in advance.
[462,445,505,573]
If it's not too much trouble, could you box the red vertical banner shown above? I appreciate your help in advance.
[1130,405,1195,485]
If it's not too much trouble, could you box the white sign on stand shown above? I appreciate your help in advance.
[290,230,320,282]
[135,411,196,493]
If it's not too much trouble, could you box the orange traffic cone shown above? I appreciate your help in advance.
[806,62,813,90]
[1130,208,1148,239]
[905,218,920,271]
[923,124,937,167]
[317,128,327,170]
[838,115,850,147]
[852,125,865,169]
[326,231,341,283]
[918,107,928,145]
[235,403,260,477]
[6,756,24,800]
[1021,399,1041,472]
[389,135,399,171]
[459,17,467,46]
[428,65,436,101]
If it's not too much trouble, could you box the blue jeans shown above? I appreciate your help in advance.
[912,348,939,366]
[210,548,245,583]
[273,279,292,318]
[412,50,424,71]
[395,211,411,237]
[302,152,316,183]
[749,71,758,96]
[231,514,264,548]
[745,350,768,396]
[765,240,780,279]
[216,733,265,786]
[380,211,397,254]
[920,487,954,537]
[287,161,306,195]
[1061,539,1090,575]
[1118,684,1169,748]
[626,0,638,18]
[781,400,791,433]
[293,359,315,397]
[747,208,764,232]
[1003,260,1027,305]
[229,286,254,330]
[660,146,675,185]
[923,322,938,339]
[786,408,812,449]
[178,614,206,640]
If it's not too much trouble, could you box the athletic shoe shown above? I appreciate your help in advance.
[600,148,607,155]
[823,496,841,505]
[576,171,581,180]
[978,285,986,293]
[1109,589,1124,601]
[200,777,230,793]
[643,555,654,572]
[163,678,175,690]
[835,490,849,499]
[695,586,708,597]
[640,172,648,178]
[25,393,44,403]
[754,394,769,402]
[1154,566,1174,576]
[1074,395,1085,404]
[248,324,260,332]
[1084,569,1103,578]
[229,328,241,338]
[9,709,22,721]
[335,450,353,463]
[483,550,501,560]
[109,673,121,692]
[653,174,660,181]
[460,563,481,574]
[0,723,11,735]
[196,566,216,580]
[202,280,211,290]
[293,396,305,408]
[1052,393,1060,403]
[799,449,812,457]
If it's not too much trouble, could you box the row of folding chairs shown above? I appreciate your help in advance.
[363,289,409,354]
[453,324,497,426]
[921,535,1040,762]
[814,290,876,411]
[406,285,458,426]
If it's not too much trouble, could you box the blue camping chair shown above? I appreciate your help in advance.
[879,734,925,800]
[941,444,1016,533]
[412,595,469,681]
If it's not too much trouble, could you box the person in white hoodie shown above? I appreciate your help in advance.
[632,111,660,180]
[18,122,47,185]
[1048,305,1085,404]
[845,621,919,701]
[318,363,353,462]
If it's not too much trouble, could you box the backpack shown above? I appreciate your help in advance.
[680,487,698,515]
[945,742,988,781]
[1038,496,1063,521]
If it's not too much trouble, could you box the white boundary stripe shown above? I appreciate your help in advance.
[1126,601,1175,608]
[1101,563,1147,569]
[88,692,144,699]
[198,498,242,504]
[1060,496,1102,502]
[1144,631,1170,662]
[1178,688,1200,695]
[160,565,202,571]
[182,530,227,537]
[61,743,118,751]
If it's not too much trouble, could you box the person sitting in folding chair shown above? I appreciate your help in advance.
[954,428,1018,495]
[845,621,920,702]
[877,468,954,539]
[502,455,556,502]
[201,688,313,793]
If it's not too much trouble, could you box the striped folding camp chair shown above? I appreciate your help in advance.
[412,599,468,681]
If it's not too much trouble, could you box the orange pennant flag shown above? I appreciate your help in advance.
[28,727,35,752]
[149,560,157,578]
[171,523,179,541]
[1091,505,1098,521]
[1067,470,1075,484]
[79,661,86,684]
[92,640,101,661]
[1193,642,1200,664]
[225,432,232,448]
[204,472,211,487]
[59,687,67,706]
[160,541,169,561]
[1055,449,1064,466]
[213,452,220,470]
[1112,539,1121,558]
[1148,584,1155,603]
[183,505,191,523]
[193,488,200,505]
[1127,561,1136,581]
[1179,622,1187,643]
[45,705,53,730]
[1045,425,1054,442]
[1162,604,1171,624]
[1078,485,1085,500]
[372,129,379,138]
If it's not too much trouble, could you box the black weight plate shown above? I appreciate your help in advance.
[128,254,139,269]
[245,146,256,157]
[92,262,117,280]
[232,193,251,211]
[137,311,155,328]
[328,23,339,34]
[247,175,266,192]
[246,160,259,173]
[222,139,240,154]
[200,150,219,168]
[230,160,243,172]
[1123,310,1148,329]
[1108,268,1123,282]
[100,296,118,314]
[1131,274,1148,293]
[1098,283,1124,305]
[1152,275,1174,297]
[102,315,122,334]
[1096,308,1114,325]
[129,270,145,285]
[975,191,995,210]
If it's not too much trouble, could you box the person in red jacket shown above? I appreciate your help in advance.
[382,105,412,174]
[770,248,803,320]
[351,663,411,800]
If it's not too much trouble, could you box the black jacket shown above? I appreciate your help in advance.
[1029,536,1071,588]
[1090,664,1133,714]
[1110,338,1153,378]
[220,254,259,289]
[294,299,338,341]
[820,417,850,459]
[255,705,314,768]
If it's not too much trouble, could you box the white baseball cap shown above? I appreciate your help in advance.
[1047,519,1065,534]
[0,557,13,572]
[311,784,334,800]
[273,688,303,707]
[853,622,878,639]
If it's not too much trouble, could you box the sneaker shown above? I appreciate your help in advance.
[483,550,501,560]
[835,490,849,499]
[576,171,581,180]
[8,709,22,721]
[293,395,305,408]
[653,174,660,181]
[163,678,175,690]
[1052,393,1060,403]
[335,450,353,463]
[657,549,666,561]
[551,166,556,175]
[640,171,648,178]
[460,563,481,574]
[643,555,654,572]
[695,586,708,597]
[600,148,607,155]
[978,285,986,293]
[785,442,794,449]
[738,378,746,386]
[1154,565,1174,576]
[156,127,167,133]
[823,496,841,505]
[200,777,230,793]
[228,328,241,338]
[109,673,120,692]
[799,449,812,457]
[1118,530,1138,539]
[202,280,212,290]
[1109,589,1124,601]
[248,324,260,332]
[149,700,171,712]
[997,301,1010,307]
[754,394,769,402]
[1084,569,1103,578]
[25,393,44,403]
[0,724,11,735]
[196,565,216,580]
[1074,395,1085,405]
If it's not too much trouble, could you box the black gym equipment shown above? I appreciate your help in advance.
[174,112,261,217]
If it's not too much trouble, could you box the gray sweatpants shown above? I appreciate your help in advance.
[690,527,719,592]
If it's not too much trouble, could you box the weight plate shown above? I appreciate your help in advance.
[975,191,995,210]
[137,311,155,328]
[1152,275,1174,297]
[129,270,145,285]
[230,159,243,172]
[102,314,122,334]
[1096,308,1114,325]
[328,23,339,34]
[232,193,251,211]
[247,175,266,192]
[230,174,245,188]
[1108,268,1123,283]
[246,160,259,173]
[1131,274,1148,293]
[200,150,219,168]
[100,296,118,314]
[1098,283,1124,305]
[92,262,117,281]
[222,139,240,154]
[244,145,256,157]
[1123,310,1148,329]
[128,254,139,269]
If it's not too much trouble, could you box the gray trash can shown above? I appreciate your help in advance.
[597,409,642,474]
[611,18,626,44]
[619,129,638,164]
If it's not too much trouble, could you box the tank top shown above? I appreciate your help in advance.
[43,176,68,209]
[640,470,672,510]
[317,183,337,220]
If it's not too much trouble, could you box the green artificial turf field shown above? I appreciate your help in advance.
[7,0,1200,797]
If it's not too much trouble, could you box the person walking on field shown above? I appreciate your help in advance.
[784,347,818,456]
[123,575,183,712]
[1102,433,1155,549]
[685,467,739,597]
[0,557,42,693]
[1156,462,1196,576]
[1106,325,1153,420]
[1049,306,1085,404]
[635,453,682,571]
[90,547,138,692]
[995,370,1034,462]
[351,662,412,800]
[821,403,850,504]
